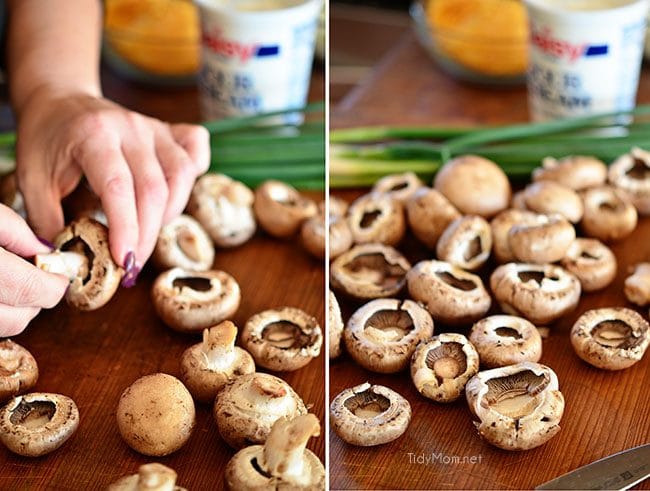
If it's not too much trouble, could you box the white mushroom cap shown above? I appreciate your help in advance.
[0,340,38,403]
[241,307,322,372]
[152,268,241,333]
[347,193,405,246]
[108,463,186,491]
[571,308,650,370]
[580,185,638,242]
[625,263,650,306]
[406,260,491,326]
[0,392,79,457]
[436,215,492,271]
[508,213,576,264]
[329,213,353,261]
[406,187,461,250]
[490,263,581,325]
[344,298,434,373]
[253,180,317,238]
[434,155,511,218]
[371,172,423,203]
[214,373,307,449]
[330,382,411,446]
[152,214,214,271]
[518,181,584,223]
[469,315,542,368]
[608,147,650,215]
[533,155,607,190]
[561,238,617,292]
[490,209,540,264]
[465,362,564,451]
[329,290,344,359]
[410,333,479,403]
[187,173,256,247]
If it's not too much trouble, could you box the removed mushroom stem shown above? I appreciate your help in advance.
[0,340,38,403]
[624,263,650,306]
[108,463,187,491]
[34,251,89,281]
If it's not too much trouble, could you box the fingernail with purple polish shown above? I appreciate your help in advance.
[38,237,56,250]
[121,251,139,288]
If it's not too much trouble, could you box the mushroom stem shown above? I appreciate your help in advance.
[201,321,238,370]
[34,251,88,280]
[261,414,320,484]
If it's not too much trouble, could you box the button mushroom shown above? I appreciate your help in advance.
[330,382,411,446]
[152,267,241,333]
[465,362,564,451]
[0,392,79,456]
[406,187,461,250]
[329,290,344,359]
[187,173,256,247]
[570,307,650,370]
[329,196,349,217]
[180,321,255,404]
[152,214,214,271]
[34,218,123,310]
[0,340,38,403]
[490,209,540,264]
[436,215,492,271]
[608,147,650,215]
[434,155,511,218]
[108,463,186,491]
[533,155,607,190]
[624,263,650,306]
[406,260,491,325]
[241,307,322,372]
[329,213,353,261]
[330,243,411,299]
[300,209,326,259]
[253,180,317,238]
[469,315,542,368]
[224,414,325,490]
[517,181,584,223]
[490,263,581,324]
[508,213,576,264]
[116,373,195,456]
[347,193,405,246]
[580,185,638,241]
[410,333,479,403]
[344,298,434,373]
[561,238,617,292]
[371,171,423,203]
[214,372,307,449]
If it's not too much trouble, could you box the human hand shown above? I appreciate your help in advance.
[14,89,210,285]
[0,204,68,336]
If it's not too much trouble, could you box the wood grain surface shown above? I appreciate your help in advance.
[0,65,325,489]
[329,33,650,490]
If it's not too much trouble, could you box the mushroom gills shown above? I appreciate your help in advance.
[494,327,522,340]
[364,309,414,342]
[580,250,600,260]
[359,209,382,228]
[389,181,409,191]
[484,370,547,419]
[599,200,623,212]
[425,342,467,384]
[626,158,650,179]
[261,321,312,349]
[9,399,56,429]
[176,230,202,262]
[517,270,559,285]
[172,276,212,292]
[591,320,640,349]
[435,271,476,291]
[344,390,391,418]
[343,253,406,289]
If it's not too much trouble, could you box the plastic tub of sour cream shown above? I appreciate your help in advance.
[523,0,649,121]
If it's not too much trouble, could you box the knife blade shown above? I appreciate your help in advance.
[536,443,650,490]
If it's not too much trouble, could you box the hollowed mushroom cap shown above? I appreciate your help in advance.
[241,307,322,372]
[580,185,638,241]
[410,333,479,402]
[406,260,491,326]
[0,172,26,218]
[490,263,581,325]
[465,362,564,451]
[253,180,317,238]
[301,211,326,259]
[406,187,461,250]
[561,238,617,292]
[570,308,650,370]
[625,263,650,306]
[108,463,186,491]
[533,155,607,190]
[117,374,195,456]
[469,315,542,368]
[329,291,344,359]
[434,155,511,217]
[436,215,492,271]
[331,243,411,299]
[329,214,354,261]
[224,414,324,491]
[344,298,434,373]
[0,340,38,403]
[371,172,423,203]
[0,392,79,457]
[214,372,307,449]
[508,213,576,264]
[152,214,214,271]
[180,321,255,403]
[608,147,650,215]
[330,382,411,446]
[152,268,241,333]
[187,173,256,247]
[52,218,123,310]
[347,193,405,246]
[518,181,584,223]
[490,209,539,264]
